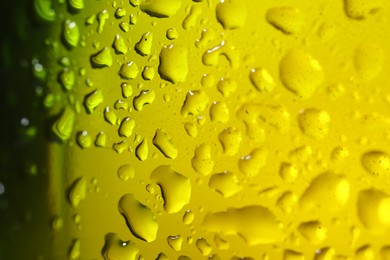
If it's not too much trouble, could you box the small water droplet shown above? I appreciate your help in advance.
[184,122,198,137]
[118,194,158,242]
[113,140,128,154]
[95,132,107,147]
[68,239,81,259]
[135,139,148,161]
[354,43,384,81]
[51,216,63,231]
[298,221,327,245]
[150,165,191,213]
[266,7,305,34]
[119,61,139,79]
[314,247,335,260]
[166,27,178,40]
[84,89,104,113]
[77,130,92,148]
[183,210,194,225]
[121,83,133,98]
[344,0,384,19]
[68,177,87,207]
[117,164,135,181]
[279,162,298,182]
[361,151,390,176]
[119,21,130,32]
[59,68,75,91]
[142,66,155,80]
[113,34,128,54]
[115,7,126,18]
[249,68,274,92]
[119,117,135,138]
[114,99,129,110]
[91,47,113,68]
[104,107,117,125]
[276,191,297,213]
[133,89,155,111]
[130,14,137,25]
[167,235,183,251]
[214,234,229,250]
[355,245,375,260]
[192,144,214,176]
[283,250,304,260]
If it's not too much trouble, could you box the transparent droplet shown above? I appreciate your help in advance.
[183,210,194,225]
[102,233,139,260]
[216,0,247,29]
[135,139,148,161]
[249,68,274,92]
[279,49,323,99]
[133,89,155,111]
[97,10,109,33]
[113,140,128,154]
[104,107,117,125]
[192,144,214,176]
[152,129,178,159]
[91,47,113,68]
[182,5,202,30]
[214,234,229,250]
[210,101,229,123]
[59,68,75,91]
[130,14,137,25]
[84,89,104,113]
[142,66,155,81]
[314,247,335,260]
[63,20,80,48]
[266,7,305,34]
[202,206,284,245]
[68,177,87,207]
[95,132,107,147]
[238,148,268,177]
[85,14,95,25]
[121,83,133,98]
[150,165,191,213]
[166,27,178,40]
[118,194,158,242]
[77,130,92,148]
[51,216,63,231]
[68,239,81,259]
[114,99,129,110]
[119,117,135,138]
[196,238,212,256]
[135,32,153,56]
[112,34,128,54]
[117,164,135,181]
[119,21,130,32]
[158,44,188,83]
[344,0,384,19]
[167,235,183,251]
[115,7,126,18]
[129,0,140,6]
[119,61,139,79]
[209,171,243,198]
[52,107,75,141]
[181,90,209,116]
[140,0,181,18]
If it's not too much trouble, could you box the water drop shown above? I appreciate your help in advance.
[150,165,191,213]
[167,235,183,251]
[181,90,209,116]
[298,109,330,139]
[113,140,128,154]
[68,0,84,11]
[210,101,229,123]
[63,20,80,48]
[140,0,182,18]
[166,28,178,40]
[91,47,113,68]
[192,144,214,176]
[102,233,139,260]
[85,14,95,25]
[34,0,56,22]
[130,14,137,25]
[218,127,242,156]
[354,43,384,81]
[279,49,324,99]
[298,221,327,245]
[84,89,104,113]
[68,239,81,259]
[51,216,63,231]
[113,34,128,54]
[202,40,240,68]
[331,146,349,161]
[249,68,274,92]
[279,162,298,182]
[119,22,130,32]
[133,89,155,111]
[95,132,107,147]
[97,10,109,33]
[300,173,350,212]
[209,171,242,198]
[158,44,188,83]
[68,177,87,207]
[115,7,126,18]
[196,238,212,256]
[183,210,194,225]
[266,7,305,34]
[214,234,229,250]
[114,99,129,110]
[104,107,117,125]
[152,129,178,159]
[355,245,375,260]
[119,117,135,138]
[217,78,237,97]
[283,250,304,260]
[344,0,384,19]
[216,0,247,29]
[135,32,153,56]
[118,194,158,242]
[182,5,202,30]
[136,139,148,161]
[276,191,297,213]
[117,164,135,181]
[119,61,139,79]
[184,122,198,137]
[121,83,133,98]
[361,151,390,176]
[59,68,75,91]
[358,189,390,233]
[129,0,140,7]
[52,107,75,141]
[314,247,335,260]
[77,130,92,148]
[142,66,155,80]
[238,148,268,177]
[202,206,284,245]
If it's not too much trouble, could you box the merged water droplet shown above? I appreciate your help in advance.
[118,194,158,242]
[113,140,128,154]
[196,238,212,256]
[215,0,247,29]
[279,48,324,99]
[266,7,305,34]
[202,206,284,245]
[192,144,214,176]
[97,10,109,33]
[209,171,243,198]
[102,233,139,260]
[158,44,188,83]
[133,89,155,111]
[182,5,202,30]
[150,165,191,213]
[210,101,229,123]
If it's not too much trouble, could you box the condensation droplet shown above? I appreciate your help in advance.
[266,7,305,34]
[140,0,181,18]
[183,210,194,225]
[182,5,202,30]
[209,171,243,198]
[166,27,178,40]
[115,7,126,18]
[59,68,75,91]
[102,233,139,260]
[210,101,229,123]
[113,140,127,154]
[136,139,148,161]
[216,0,247,29]
[84,89,104,113]
[97,10,109,33]
[68,177,87,207]
[118,194,158,242]
[121,83,133,98]
[63,20,80,48]
[34,0,56,22]
[354,43,384,81]
[52,107,75,141]
[184,122,198,137]
[135,32,153,56]
[158,44,188,83]
[133,89,155,111]
[279,162,298,182]
[276,191,297,213]
[167,235,183,251]
[355,245,375,260]
[117,164,135,181]
[68,239,81,259]
[314,247,335,260]
[104,107,117,125]
[152,129,178,159]
[192,144,214,176]
[283,250,304,260]
[114,99,129,110]
[119,117,135,138]
[113,34,128,54]
[218,127,242,156]
[217,78,237,97]
[142,66,155,81]
[344,0,384,19]
[77,130,92,148]
[119,61,139,79]
[238,148,268,177]
[95,132,107,147]
[150,165,191,213]
[249,68,274,92]
[181,90,209,116]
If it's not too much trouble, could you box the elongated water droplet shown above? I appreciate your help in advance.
[121,83,133,98]
[59,68,75,91]
[118,194,158,242]
[68,177,87,207]
[140,0,182,18]
[283,250,304,260]
[68,239,81,259]
[266,7,305,34]
[133,90,155,111]
[151,165,191,213]
[63,20,80,48]
[97,10,109,33]
[192,144,214,176]
[119,117,135,138]
[361,151,390,176]
[183,210,194,225]
[136,139,148,161]
[249,68,274,92]
[182,5,202,30]
[77,130,92,148]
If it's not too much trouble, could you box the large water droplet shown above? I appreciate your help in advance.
[209,171,242,198]
[118,194,158,242]
[216,0,247,29]
[279,49,324,99]
[158,44,188,83]
[266,7,305,34]
[135,32,153,56]
[192,144,214,176]
[181,90,209,116]
[133,90,155,111]
[202,206,284,245]
[52,107,75,141]
[152,129,178,159]
[140,0,182,18]
[91,47,113,68]
[102,233,139,260]
[150,165,191,213]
